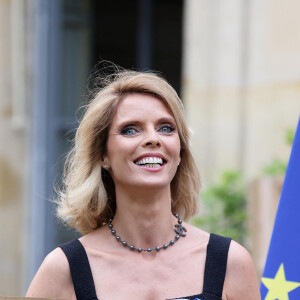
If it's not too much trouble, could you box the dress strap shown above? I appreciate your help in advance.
[203,233,231,298]
[59,239,98,300]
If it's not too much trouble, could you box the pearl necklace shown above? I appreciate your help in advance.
[108,213,187,252]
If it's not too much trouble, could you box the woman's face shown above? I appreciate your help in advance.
[104,93,181,190]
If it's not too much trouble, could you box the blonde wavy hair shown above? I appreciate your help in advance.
[56,70,201,234]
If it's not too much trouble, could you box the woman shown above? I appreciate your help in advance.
[26,70,260,300]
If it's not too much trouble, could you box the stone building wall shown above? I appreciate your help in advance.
[182,0,300,185]
[182,0,300,277]
[0,0,31,296]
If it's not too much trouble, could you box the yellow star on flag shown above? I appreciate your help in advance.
[262,263,300,300]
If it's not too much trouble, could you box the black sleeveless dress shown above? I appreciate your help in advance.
[60,233,231,300]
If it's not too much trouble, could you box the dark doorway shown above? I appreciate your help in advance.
[91,0,183,94]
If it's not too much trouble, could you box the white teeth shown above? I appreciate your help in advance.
[135,157,163,165]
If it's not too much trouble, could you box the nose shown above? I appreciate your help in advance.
[143,128,161,148]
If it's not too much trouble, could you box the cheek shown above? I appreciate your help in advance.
[106,138,136,165]
[105,138,120,167]
[165,137,181,167]
[173,136,181,157]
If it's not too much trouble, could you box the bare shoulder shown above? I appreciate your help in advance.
[26,247,74,299]
[224,240,261,300]
[183,222,210,246]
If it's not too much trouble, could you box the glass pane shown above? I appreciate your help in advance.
[58,0,91,118]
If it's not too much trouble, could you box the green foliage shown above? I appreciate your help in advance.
[263,159,287,176]
[191,127,294,245]
[191,170,247,245]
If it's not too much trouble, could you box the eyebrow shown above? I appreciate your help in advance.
[115,116,177,128]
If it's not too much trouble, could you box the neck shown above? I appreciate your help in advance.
[111,185,177,250]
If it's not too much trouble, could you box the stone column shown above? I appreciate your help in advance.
[182,0,247,184]
[0,0,31,296]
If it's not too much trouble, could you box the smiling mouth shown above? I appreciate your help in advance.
[134,157,166,168]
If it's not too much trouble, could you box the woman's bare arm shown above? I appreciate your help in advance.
[224,240,261,300]
[26,247,74,299]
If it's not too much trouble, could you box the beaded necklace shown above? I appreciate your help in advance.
[108,213,187,253]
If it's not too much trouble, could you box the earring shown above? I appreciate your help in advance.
[103,164,109,169]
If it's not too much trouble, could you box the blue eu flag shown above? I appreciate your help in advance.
[260,117,300,300]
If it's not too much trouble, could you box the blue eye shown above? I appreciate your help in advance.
[120,127,137,136]
[160,125,175,133]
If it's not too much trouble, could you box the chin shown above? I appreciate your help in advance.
[127,178,171,190]
[139,178,172,189]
